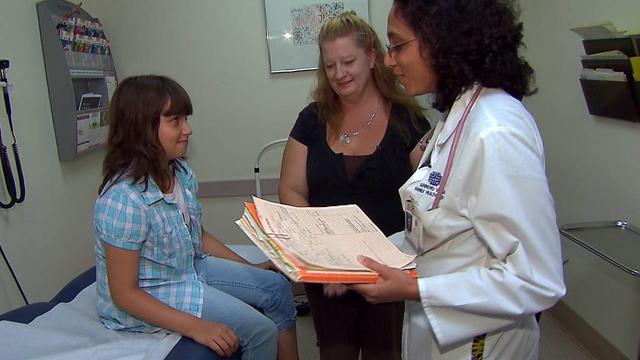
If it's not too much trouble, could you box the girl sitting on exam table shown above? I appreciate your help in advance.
[351,1,566,359]
[279,11,430,360]
[93,75,299,360]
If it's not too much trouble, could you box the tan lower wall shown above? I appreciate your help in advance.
[549,301,632,360]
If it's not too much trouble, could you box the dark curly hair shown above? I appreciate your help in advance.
[392,0,536,112]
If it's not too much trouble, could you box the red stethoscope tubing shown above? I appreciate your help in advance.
[430,86,483,210]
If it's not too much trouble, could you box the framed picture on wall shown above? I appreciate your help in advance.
[264,0,369,73]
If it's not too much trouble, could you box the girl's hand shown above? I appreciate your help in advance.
[349,256,421,303]
[323,283,348,298]
[188,318,239,357]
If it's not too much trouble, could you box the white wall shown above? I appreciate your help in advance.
[520,0,640,224]
[80,0,394,243]
[519,0,640,357]
[81,0,393,182]
[0,0,100,313]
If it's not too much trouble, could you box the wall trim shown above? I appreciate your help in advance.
[198,178,279,198]
[548,300,631,360]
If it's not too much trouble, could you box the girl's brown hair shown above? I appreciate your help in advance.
[99,75,193,193]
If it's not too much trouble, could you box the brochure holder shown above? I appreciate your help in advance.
[36,0,117,160]
[582,37,639,57]
[578,37,640,122]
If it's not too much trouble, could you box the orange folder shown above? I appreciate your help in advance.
[239,202,417,284]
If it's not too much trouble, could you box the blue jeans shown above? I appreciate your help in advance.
[194,257,296,360]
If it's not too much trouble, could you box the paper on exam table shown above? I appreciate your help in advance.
[0,284,180,360]
[251,197,415,271]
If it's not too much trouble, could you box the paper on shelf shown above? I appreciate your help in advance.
[571,21,626,40]
[580,68,627,81]
[581,50,628,60]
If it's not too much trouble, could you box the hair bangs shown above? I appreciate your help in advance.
[162,81,193,116]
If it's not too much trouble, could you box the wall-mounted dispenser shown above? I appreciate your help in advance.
[578,36,640,122]
[36,0,117,161]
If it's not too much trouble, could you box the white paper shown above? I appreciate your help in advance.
[571,21,626,40]
[105,75,117,101]
[580,68,627,81]
[581,50,628,60]
[252,197,415,270]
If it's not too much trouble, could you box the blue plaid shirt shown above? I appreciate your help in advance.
[94,160,205,332]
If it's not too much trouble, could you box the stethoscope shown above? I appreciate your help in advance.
[0,59,26,209]
[0,59,29,305]
[404,86,483,255]
[411,85,483,211]
[429,85,482,210]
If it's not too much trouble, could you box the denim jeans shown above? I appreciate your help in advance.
[194,257,296,360]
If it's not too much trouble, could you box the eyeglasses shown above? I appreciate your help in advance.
[385,38,418,58]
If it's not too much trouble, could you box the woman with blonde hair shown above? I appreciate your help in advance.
[279,11,430,360]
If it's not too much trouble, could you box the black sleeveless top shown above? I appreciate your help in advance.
[289,102,430,236]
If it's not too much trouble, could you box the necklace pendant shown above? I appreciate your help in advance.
[339,134,351,145]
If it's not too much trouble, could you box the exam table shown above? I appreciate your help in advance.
[0,244,270,360]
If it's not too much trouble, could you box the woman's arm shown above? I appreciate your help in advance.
[201,229,251,263]
[280,137,351,296]
[409,127,435,170]
[104,244,238,357]
[201,229,274,270]
[409,142,423,171]
[278,138,310,207]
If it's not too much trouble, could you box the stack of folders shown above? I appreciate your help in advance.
[236,197,417,283]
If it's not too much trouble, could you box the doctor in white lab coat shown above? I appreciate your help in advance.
[350,1,566,359]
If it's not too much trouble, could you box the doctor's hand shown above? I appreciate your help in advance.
[349,255,421,304]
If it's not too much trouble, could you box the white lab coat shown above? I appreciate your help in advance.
[399,85,566,360]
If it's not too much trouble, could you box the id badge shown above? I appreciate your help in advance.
[402,166,443,251]
[404,199,423,249]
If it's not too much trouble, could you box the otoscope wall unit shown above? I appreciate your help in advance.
[36,0,117,161]
[578,36,640,122]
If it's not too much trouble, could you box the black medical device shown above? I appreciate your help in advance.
[0,59,29,305]
[0,59,26,209]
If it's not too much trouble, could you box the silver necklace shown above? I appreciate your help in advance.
[339,102,380,145]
